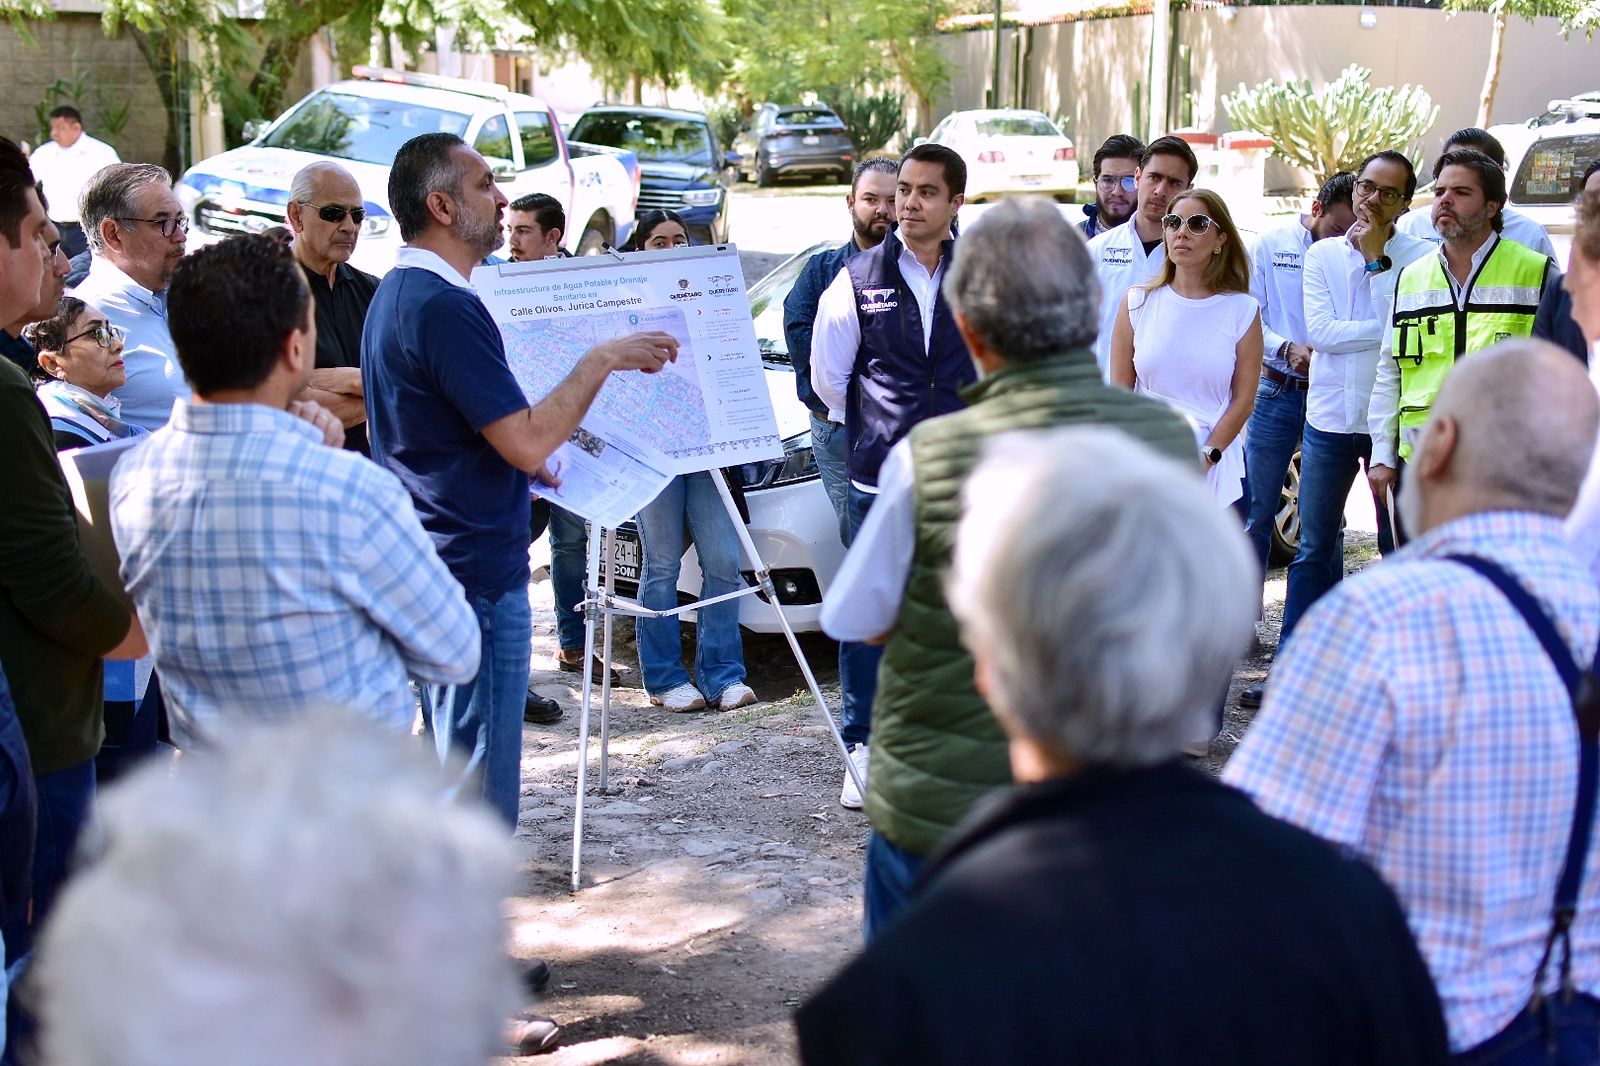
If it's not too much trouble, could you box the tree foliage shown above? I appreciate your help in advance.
[1222,65,1439,184]
[828,86,906,155]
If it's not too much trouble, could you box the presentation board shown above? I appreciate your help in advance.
[473,245,783,528]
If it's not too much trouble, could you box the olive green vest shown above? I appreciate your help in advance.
[866,353,1198,856]
[1390,237,1550,460]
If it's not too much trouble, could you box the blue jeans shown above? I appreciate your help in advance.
[635,472,747,702]
[548,504,587,653]
[864,830,927,942]
[810,413,851,546]
[839,484,884,748]
[1281,425,1394,641]
[1243,378,1306,571]
[30,760,94,938]
[1452,994,1600,1064]
[420,586,530,828]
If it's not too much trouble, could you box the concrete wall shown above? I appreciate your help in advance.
[933,6,1600,190]
[0,13,169,166]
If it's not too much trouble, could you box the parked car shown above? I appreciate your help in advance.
[735,104,855,187]
[924,108,1079,202]
[175,67,641,275]
[606,240,846,633]
[570,106,738,245]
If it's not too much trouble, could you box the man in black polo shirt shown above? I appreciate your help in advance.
[288,161,378,455]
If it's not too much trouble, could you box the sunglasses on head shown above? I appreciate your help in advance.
[1161,213,1215,235]
[304,203,366,225]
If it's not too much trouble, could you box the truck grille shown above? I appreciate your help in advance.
[195,198,287,237]
[636,188,689,210]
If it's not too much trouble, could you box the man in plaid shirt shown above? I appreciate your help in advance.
[1227,339,1600,1056]
[111,235,481,750]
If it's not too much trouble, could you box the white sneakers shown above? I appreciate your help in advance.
[840,743,870,810]
[649,682,758,712]
[650,683,706,712]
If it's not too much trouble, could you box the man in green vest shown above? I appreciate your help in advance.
[818,196,1197,938]
[1368,148,1556,534]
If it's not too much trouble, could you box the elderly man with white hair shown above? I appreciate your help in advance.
[1228,339,1600,1058]
[821,195,1196,937]
[797,426,1449,1065]
[30,711,542,1065]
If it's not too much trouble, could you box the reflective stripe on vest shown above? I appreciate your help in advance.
[1390,239,1550,461]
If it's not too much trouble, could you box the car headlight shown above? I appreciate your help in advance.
[680,187,723,207]
[735,430,817,490]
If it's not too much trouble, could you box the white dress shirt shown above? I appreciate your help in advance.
[1302,230,1434,434]
[819,437,916,641]
[1088,220,1166,379]
[73,256,189,431]
[28,133,119,224]
[1369,234,1507,467]
[1396,205,1557,260]
[1248,218,1315,374]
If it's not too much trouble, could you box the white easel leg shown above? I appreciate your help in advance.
[599,526,617,793]
[570,522,604,893]
[710,471,864,798]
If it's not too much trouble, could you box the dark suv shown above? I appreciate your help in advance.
[735,104,855,187]
[570,106,738,245]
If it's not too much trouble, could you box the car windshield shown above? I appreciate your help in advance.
[261,92,471,164]
[776,109,842,128]
[975,114,1060,137]
[748,240,844,365]
[571,114,713,165]
[1511,133,1600,205]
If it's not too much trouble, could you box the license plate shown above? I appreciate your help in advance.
[1018,174,1046,185]
[609,533,641,583]
[803,135,820,145]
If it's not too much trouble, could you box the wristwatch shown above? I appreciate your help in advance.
[1201,445,1223,465]
[1364,255,1393,274]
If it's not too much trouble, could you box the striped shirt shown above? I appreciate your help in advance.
[110,400,481,748]
[1225,510,1600,1050]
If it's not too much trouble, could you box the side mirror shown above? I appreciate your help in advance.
[241,119,266,142]
[724,151,742,169]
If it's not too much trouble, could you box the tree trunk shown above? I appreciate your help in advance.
[130,26,185,178]
[249,35,307,122]
[1476,6,1507,128]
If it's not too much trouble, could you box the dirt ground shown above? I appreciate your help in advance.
[502,535,1379,1064]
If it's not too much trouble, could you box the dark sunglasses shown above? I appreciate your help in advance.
[65,322,127,349]
[1161,213,1215,235]
[304,202,366,225]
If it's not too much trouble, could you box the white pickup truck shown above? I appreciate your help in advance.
[174,67,640,275]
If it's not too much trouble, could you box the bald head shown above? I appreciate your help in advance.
[1414,340,1598,527]
[289,161,358,206]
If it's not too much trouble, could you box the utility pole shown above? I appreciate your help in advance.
[1147,0,1170,140]
[988,0,1003,109]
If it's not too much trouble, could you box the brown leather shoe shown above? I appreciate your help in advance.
[556,648,620,685]
[505,1013,562,1055]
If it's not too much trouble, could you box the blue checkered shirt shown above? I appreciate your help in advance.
[1225,511,1600,1050]
[110,401,481,748]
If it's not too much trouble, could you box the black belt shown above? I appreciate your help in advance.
[1262,366,1309,391]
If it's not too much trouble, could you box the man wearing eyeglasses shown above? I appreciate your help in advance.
[287,162,378,456]
[73,163,190,431]
[1087,135,1198,377]
[1079,134,1144,240]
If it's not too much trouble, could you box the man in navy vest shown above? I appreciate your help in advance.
[809,143,976,812]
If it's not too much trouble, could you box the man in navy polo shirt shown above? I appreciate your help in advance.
[363,132,677,829]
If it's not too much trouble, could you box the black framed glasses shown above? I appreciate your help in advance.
[1096,175,1137,192]
[117,215,188,238]
[65,322,127,349]
[1161,213,1215,235]
[303,202,366,225]
[1354,178,1405,207]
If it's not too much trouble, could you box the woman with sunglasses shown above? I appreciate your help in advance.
[1109,188,1263,511]
[26,296,146,450]
[24,296,158,783]
[623,211,757,711]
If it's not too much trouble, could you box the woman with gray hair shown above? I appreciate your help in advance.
[796,425,1449,1066]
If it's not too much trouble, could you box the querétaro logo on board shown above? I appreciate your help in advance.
[669,274,705,301]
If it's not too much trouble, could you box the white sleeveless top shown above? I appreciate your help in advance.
[1126,284,1258,506]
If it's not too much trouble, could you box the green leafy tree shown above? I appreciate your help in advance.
[1222,65,1439,184]
[1440,0,1598,126]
